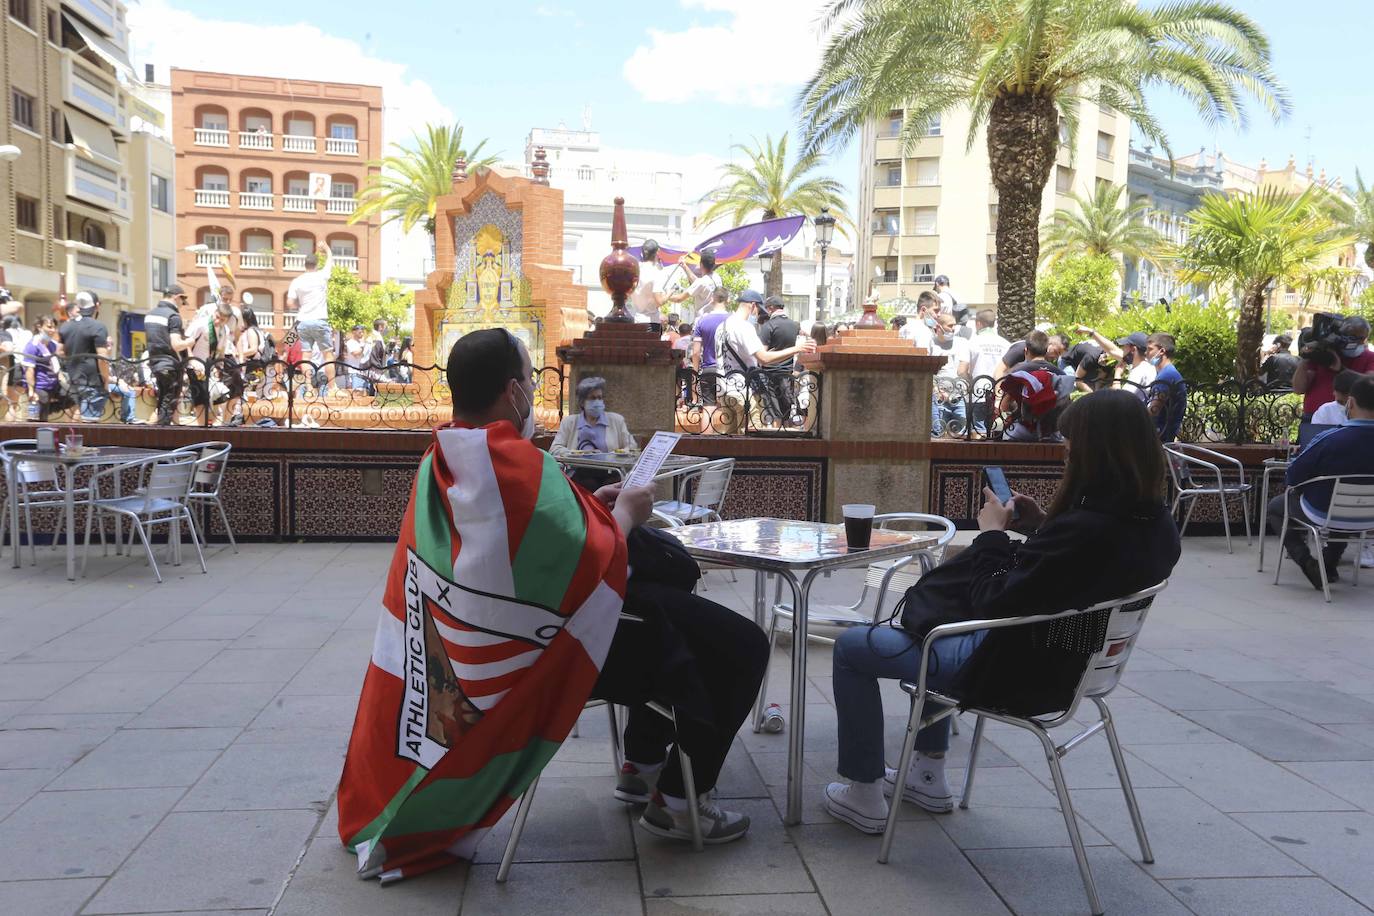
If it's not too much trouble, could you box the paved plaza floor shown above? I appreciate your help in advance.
[2,534,1374,915]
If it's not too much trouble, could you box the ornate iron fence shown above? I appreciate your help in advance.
[675,366,821,437]
[2,354,566,432]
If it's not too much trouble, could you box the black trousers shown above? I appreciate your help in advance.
[1267,490,1347,566]
[591,582,768,799]
[153,367,181,425]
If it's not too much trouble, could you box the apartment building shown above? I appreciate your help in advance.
[170,68,382,331]
[854,102,1131,311]
[1123,144,1223,305]
[2,0,141,324]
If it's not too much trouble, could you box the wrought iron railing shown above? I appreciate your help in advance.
[676,366,821,437]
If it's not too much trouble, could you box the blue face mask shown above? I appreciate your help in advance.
[747,309,760,327]
[1342,340,1367,358]
[584,398,605,418]
[1149,355,1162,367]
[924,316,937,329]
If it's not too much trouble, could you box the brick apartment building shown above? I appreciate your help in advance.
[170,68,382,332]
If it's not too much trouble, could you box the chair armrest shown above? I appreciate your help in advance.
[1171,442,1245,482]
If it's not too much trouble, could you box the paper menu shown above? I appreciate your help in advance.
[621,431,683,489]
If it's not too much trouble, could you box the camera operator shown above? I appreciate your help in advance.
[1293,317,1374,421]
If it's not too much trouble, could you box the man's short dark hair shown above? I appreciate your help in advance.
[764,295,787,312]
[304,254,320,270]
[641,239,660,261]
[1148,332,1177,357]
[1340,316,1370,341]
[917,291,941,310]
[447,328,524,414]
[1025,330,1050,358]
[1333,369,1362,397]
[698,251,716,273]
[1051,333,1070,349]
[976,309,996,328]
[891,315,906,329]
[711,286,728,304]
[1274,334,1293,350]
[1351,374,1374,411]
[373,318,387,330]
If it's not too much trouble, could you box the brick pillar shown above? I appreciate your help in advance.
[556,323,677,442]
[801,329,944,520]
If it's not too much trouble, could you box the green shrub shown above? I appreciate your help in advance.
[1091,296,1238,382]
[1035,254,1118,329]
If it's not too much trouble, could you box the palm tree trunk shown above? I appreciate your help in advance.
[987,94,1059,340]
[1236,287,1268,380]
[768,251,783,300]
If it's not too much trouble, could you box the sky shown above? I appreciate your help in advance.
[127,0,1373,218]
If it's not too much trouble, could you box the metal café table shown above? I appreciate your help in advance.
[4,445,169,580]
[1257,454,1292,572]
[667,517,938,825]
[555,450,707,479]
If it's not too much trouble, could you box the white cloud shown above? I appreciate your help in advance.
[622,0,830,107]
[127,0,453,146]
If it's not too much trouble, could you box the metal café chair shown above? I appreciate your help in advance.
[172,441,237,551]
[1164,443,1252,553]
[650,458,734,527]
[878,581,1168,916]
[1273,474,1374,602]
[0,439,94,564]
[81,452,206,583]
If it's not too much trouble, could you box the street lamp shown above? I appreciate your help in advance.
[757,249,772,297]
[813,206,836,324]
[0,145,21,162]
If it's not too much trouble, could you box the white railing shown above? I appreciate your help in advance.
[240,192,273,210]
[282,134,316,153]
[282,314,299,329]
[194,189,230,208]
[283,195,314,212]
[332,255,359,272]
[326,137,359,156]
[195,250,229,267]
[914,175,940,186]
[325,197,357,215]
[240,251,274,271]
[238,131,273,150]
[195,128,230,147]
[282,253,306,271]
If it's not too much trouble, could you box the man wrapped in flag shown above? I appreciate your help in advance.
[339,329,768,882]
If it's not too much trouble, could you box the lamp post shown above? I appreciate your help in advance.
[813,206,836,324]
[0,145,21,162]
[757,250,772,297]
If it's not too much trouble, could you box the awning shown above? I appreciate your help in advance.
[63,12,135,78]
[65,106,120,165]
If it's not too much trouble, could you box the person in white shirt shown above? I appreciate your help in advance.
[286,243,336,393]
[631,240,667,324]
[934,275,960,318]
[930,312,971,437]
[715,289,815,433]
[1312,370,1359,425]
[669,251,719,317]
[1076,327,1156,395]
[967,309,1010,436]
[900,292,941,351]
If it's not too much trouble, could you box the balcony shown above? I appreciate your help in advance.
[899,235,941,258]
[283,134,317,154]
[282,253,306,271]
[64,0,119,34]
[332,255,359,272]
[194,128,230,148]
[240,192,273,211]
[66,245,130,303]
[239,130,273,150]
[62,55,122,129]
[194,189,230,208]
[325,137,359,156]
[325,197,357,215]
[65,151,128,218]
[240,252,274,271]
[195,250,229,268]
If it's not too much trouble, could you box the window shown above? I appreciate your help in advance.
[150,174,170,212]
[330,238,357,257]
[8,0,31,27]
[52,205,63,239]
[914,158,939,186]
[153,256,171,292]
[286,117,312,136]
[199,111,228,131]
[82,222,106,248]
[883,163,901,187]
[329,122,356,140]
[15,194,38,232]
[877,262,898,283]
[924,115,941,138]
[871,209,899,235]
[1055,166,1074,195]
[1095,177,1111,193]
[1058,121,1071,147]
[200,172,228,191]
[885,110,902,138]
[286,177,309,196]
[46,7,56,40]
[1096,131,1113,160]
[987,253,998,282]
[11,88,35,131]
[331,180,356,198]
[244,175,272,194]
[49,106,63,141]
[202,231,229,252]
[913,262,935,283]
[911,206,937,235]
[988,203,999,224]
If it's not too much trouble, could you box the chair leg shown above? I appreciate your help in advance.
[1094,698,1153,864]
[182,509,207,574]
[959,715,986,810]
[22,497,37,566]
[1355,536,1366,588]
[1274,515,1289,585]
[878,692,925,864]
[1219,492,1233,554]
[132,519,161,583]
[1241,491,1252,546]
[495,774,540,883]
[215,497,238,553]
[1314,531,1332,603]
[1178,496,1198,539]
[675,739,703,852]
[606,703,622,775]
[80,504,95,578]
[1036,726,1103,916]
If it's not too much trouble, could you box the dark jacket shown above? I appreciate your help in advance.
[901,496,1180,716]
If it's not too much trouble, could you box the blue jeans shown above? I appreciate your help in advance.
[107,380,136,423]
[931,392,967,437]
[833,625,986,782]
[76,385,107,421]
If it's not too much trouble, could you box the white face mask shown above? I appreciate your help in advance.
[584,398,605,418]
[511,382,535,439]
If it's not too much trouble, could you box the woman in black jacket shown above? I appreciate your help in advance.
[824,389,1181,834]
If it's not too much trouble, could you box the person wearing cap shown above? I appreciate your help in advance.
[145,286,192,425]
[758,295,802,423]
[631,239,667,325]
[1076,326,1155,393]
[59,291,112,422]
[715,290,815,433]
[933,274,962,322]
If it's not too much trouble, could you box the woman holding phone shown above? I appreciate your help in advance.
[823,389,1181,833]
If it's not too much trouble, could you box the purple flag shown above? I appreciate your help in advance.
[627,215,808,271]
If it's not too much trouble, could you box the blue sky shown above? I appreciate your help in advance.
[132,0,1372,209]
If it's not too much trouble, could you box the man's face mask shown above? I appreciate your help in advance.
[511,380,535,439]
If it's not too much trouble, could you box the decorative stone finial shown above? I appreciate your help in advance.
[599,196,638,323]
[531,147,550,185]
[451,156,467,183]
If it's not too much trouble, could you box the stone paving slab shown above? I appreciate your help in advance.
[2,538,1374,915]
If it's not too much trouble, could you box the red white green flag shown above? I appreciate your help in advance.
[337,421,626,882]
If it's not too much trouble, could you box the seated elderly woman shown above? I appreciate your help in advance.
[551,376,638,489]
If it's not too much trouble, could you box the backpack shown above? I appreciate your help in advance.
[998,369,1075,440]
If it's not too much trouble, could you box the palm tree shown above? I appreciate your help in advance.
[798,0,1287,339]
[1173,187,1354,379]
[1041,183,1163,272]
[1327,171,1374,270]
[699,134,851,298]
[351,124,498,237]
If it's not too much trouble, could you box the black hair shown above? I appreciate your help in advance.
[1148,332,1176,357]
[665,312,680,326]
[677,322,692,335]
[1051,389,1167,519]
[1352,375,1374,411]
[447,328,525,414]
[1274,334,1293,350]
[1333,369,1362,397]
[917,291,940,309]
[699,251,716,272]
[641,239,660,261]
[890,315,907,328]
[241,307,258,328]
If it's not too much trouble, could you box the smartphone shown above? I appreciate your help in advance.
[984,467,1018,520]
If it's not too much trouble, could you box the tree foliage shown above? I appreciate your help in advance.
[327,267,414,335]
[1093,297,1238,383]
[1326,171,1374,269]
[351,124,498,236]
[1036,254,1118,329]
[1041,183,1163,269]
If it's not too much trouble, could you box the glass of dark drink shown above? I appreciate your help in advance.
[842,503,875,550]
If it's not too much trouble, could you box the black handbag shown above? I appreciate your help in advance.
[626,524,701,592]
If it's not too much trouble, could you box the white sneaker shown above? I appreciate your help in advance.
[823,782,888,834]
[882,758,954,813]
[1361,546,1374,569]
